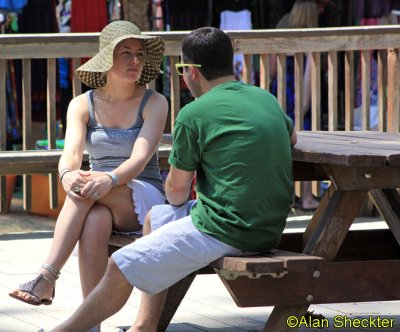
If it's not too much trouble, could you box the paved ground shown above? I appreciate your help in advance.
[1,198,400,331]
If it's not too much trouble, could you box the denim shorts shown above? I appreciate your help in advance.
[112,200,242,295]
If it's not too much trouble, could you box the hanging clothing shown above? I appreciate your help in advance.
[166,0,209,30]
[71,0,107,33]
[122,0,149,31]
[18,0,59,122]
[213,0,256,28]
[108,0,121,21]
[354,0,400,19]
[215,0,252,13]
[220,9,252,81]
[57,0,71,33]
[0,0,27,13]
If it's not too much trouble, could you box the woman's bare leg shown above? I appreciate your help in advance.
[302,181,320,210]
[10,194,95,303]
[79,205,113,332]
[98,185,140,232]
[79,186,140,296]
[78,185,140,331]
[79,205,113,299]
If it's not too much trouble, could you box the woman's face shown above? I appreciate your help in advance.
[110,38,146,83]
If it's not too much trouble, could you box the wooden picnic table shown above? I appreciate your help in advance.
[156,130,400,332]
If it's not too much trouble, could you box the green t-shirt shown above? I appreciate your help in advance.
[168,81,294,252]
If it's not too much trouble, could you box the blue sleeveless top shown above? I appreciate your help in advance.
[85,89,164,195]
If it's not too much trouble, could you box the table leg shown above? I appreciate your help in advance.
[369,188,400,244]
[158,272,197,332]
[263,186,368,331]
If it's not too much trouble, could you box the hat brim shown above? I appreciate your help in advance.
[76,34,165,88]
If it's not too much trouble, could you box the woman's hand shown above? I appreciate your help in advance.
[61,170,89,200]
[79,172,114,200]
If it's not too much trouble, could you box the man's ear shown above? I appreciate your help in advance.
[190,66,200,80]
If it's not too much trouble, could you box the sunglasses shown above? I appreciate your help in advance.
[175,63,202,75]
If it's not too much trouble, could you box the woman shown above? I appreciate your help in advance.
[270,0,324,211]
[9,21,168,313]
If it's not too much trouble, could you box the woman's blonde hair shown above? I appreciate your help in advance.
[288,1,319,29]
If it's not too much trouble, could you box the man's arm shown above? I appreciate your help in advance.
[165,166,195,206]
[290,127,297,146]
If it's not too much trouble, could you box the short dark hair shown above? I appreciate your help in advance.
[181,27,234,81]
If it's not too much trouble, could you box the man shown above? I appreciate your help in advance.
[52,27,296,332]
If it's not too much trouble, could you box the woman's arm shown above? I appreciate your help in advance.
[115,91,169,183]
[58,94,90,198]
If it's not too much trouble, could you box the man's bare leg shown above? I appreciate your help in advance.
[52,258,133,332]
[129,211,168,332]
[129,291,167,332]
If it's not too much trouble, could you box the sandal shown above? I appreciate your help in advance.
[9,264,60,306]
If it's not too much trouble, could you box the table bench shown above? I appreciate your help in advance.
[0,135,172,212]
[108,225,400,331]
[108,233,328,331]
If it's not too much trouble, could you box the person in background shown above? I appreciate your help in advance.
[10,20,167,332]
[270,0,331,211]
[49,26,296,332]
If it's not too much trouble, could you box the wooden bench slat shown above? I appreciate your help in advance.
[109,234,140,248]
[210,249,325,275]
[210,256,285,274]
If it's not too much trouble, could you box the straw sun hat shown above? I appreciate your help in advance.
[75,20,165,88]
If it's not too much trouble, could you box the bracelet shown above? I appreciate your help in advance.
[59,167,71,184]
[106,171,119,188]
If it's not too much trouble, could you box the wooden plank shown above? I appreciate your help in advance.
[242,54,252,84]
[212,250,324,276]
[369,189,400,245]
[219,260,400,308]
[211,256,284,275]
[47,58,58,209]
[322,165,400,190]
[311,52,321,130]
[344,51,354,130]
[361,50,371,130]
[291,132,400,167]
[0,137,171,176]
[328,51,338,130]
[72,58,82,97]
[109,234,139,248]
[2,26,400,59]
[259,54,270,91]
[22,59,32,149]
[47,58,57,150]
[303,188,369,259]
[158,273,197,332]
[396,49,400,133]
[22,59,32,210]
[232,30,400,54]
[0,59,5,150]
[387,49,399,133]
[169,56,180,130]
[277,54,286,112]
[266,186,368,331]
[0,59,7,212]
[377,49,387,132]
[294,53,304,130]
